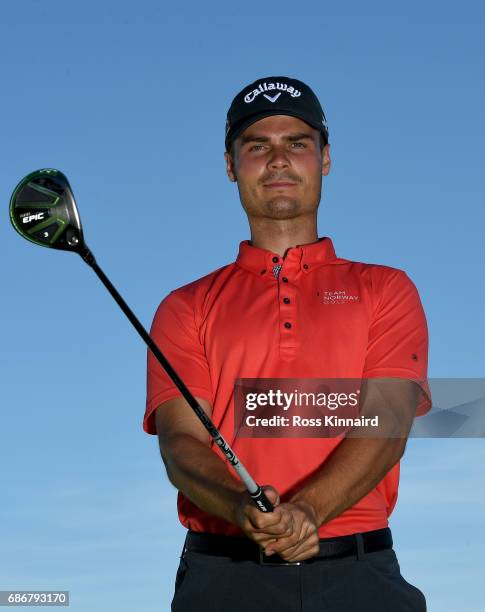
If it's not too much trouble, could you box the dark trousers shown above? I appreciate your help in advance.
[171,534,427,612]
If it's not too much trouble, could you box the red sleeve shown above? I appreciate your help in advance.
[143,290,212,435]
[362,269,431,416]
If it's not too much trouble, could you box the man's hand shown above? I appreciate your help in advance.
[234,487,320,562]
[263,500,320,562]
[234,486,294,549]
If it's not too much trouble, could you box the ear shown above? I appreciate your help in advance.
[224,151,237,182]
[322,144,331,176]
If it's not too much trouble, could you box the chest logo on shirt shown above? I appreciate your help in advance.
[317,289,360,305]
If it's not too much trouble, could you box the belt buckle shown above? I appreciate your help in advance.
[258,548,301,566]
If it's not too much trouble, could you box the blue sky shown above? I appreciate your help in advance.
[1,1,484,610]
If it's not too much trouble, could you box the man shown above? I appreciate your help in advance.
[144,76,431,611]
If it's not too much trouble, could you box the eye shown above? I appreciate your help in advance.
[249,144,265,152]
[290,141,305,149]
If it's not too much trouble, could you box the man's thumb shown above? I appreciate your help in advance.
[261,485,280,507]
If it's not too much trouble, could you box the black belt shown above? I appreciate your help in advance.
[184,528,392,566]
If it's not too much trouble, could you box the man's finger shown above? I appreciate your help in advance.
[265,521,315,556]
[264,515,306,552]
[260,485,280,507]
[270,527,320,561]
[245,506,294,533]
[284,538,320,562]
[256,524,293,549]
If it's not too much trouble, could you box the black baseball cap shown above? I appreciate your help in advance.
[225,76,329,151]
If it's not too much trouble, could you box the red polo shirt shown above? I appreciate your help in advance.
[144,237,431,537]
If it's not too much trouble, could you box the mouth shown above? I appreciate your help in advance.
[263,181,298,188]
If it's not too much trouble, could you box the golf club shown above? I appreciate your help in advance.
[9,168,273,513]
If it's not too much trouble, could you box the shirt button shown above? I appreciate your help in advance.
[272,256,279,263]
[303,263,309,270]
[283,297,290,304]
[284,322,292,329]
[282,276,288,283]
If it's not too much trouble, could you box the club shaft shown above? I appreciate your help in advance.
[80,248,273,513]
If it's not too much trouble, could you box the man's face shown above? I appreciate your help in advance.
[225,115,331,222]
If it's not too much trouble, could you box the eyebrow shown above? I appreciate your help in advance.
[239,132,314,145]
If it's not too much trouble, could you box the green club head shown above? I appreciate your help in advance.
[9,169,86,254]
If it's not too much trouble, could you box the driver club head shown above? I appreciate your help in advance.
[9,169,86,254]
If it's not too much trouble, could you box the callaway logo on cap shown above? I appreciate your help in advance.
[225,76,329,151]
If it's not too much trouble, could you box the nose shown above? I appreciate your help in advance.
[267,144,290,169]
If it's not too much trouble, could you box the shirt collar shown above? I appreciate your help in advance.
[235,237,337,277]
